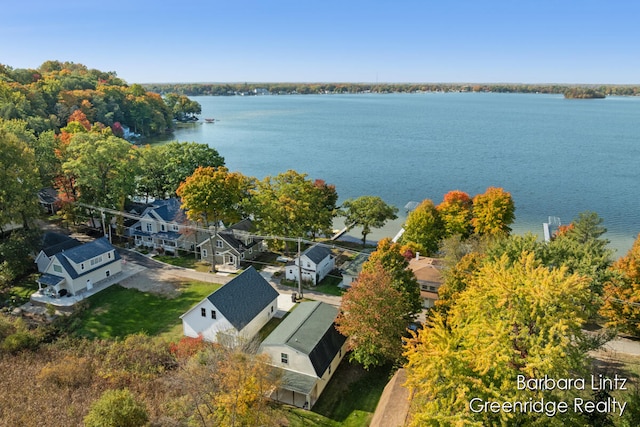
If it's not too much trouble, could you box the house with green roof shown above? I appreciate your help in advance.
[180,267,279,346]
[259,301,347,409]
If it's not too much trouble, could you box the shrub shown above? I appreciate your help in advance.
[84,388,148,427]
[37,355,94,388]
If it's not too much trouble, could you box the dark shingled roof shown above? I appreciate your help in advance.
[302,245,332,265]
[262,301,346,377]
[207,267,279,331]
[59,237,115,264]
[41,232,82,257]
[149,198,183,222]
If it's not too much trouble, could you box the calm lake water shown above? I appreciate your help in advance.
[158,93,640,256]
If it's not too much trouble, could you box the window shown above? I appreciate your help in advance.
[281,353,288,364]
[241,253,245,259]
[161,224,166,231]
[202,249,208,258]
[249,248,253,254]
[146,223,153,232]
[53,264,62,273]
[90,256,103,266]
[172,224,179,231]
[271,305,274,313]
[211,310,216,319]
[106,270,110,277]
[328,365,331,375]
[81,263,84,270]
[108,252,111,259]
[216,240,224,248]
[201,308,206,317]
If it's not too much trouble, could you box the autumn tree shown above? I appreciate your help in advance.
[471,186,515,236]
[251,170,337,251]
[177,166,253,270]
[363,238,421,316]
[436,190,473,237]
[404,252,592,426]
[172,346,282,427]
[400,198,444,256]
[336,264,413,369]
[600,233,640,335]
[340,195,398,246]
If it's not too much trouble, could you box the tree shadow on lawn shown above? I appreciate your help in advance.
[311,359,393,426]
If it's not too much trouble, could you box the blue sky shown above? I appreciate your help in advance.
[2,0,639,84]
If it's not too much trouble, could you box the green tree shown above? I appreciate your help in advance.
[164,93,202,121]
[84,388,149,427]
[404,252,592,426]
[0,123,41,230]
[251,170,336,251]
[471,186,515,236]
[400,198,444,256]
[336,264,413,369]
[363,238,422,316]
[161,141,225,197]
[63,133,140,210]
[340,195,398,246]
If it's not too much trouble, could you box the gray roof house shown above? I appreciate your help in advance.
[259,301,348,408]
[180,266,279,346]
[35,232,83,273]
[129,198,204,252]
[197,219,264,270]
[36,236,122,297]
[285,244,335,285]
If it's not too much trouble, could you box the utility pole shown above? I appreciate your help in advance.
[297,237,303,299]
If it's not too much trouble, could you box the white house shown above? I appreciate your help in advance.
[129,198,203,253]
[285,245,335,285]
[338,252,369,289]
[180,267,279,346]
[259,301,348,409]
[34,232,82,273]
[36,236,122,297]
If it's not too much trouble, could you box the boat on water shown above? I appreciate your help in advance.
[204,118,215,123]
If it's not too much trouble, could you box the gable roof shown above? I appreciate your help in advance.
[140,198,185,223]
[41,232,82,257]
[38,187,59,204]
[262,301,346,377]
[204,267,278,330]
[302,245,332,265]
[342,252,370,277]
[58,236,116,264]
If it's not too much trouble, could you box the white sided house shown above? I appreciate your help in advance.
[260,301,347,409]
[180,267,279,346]
[285,245,335,285]
[36,237,122,297]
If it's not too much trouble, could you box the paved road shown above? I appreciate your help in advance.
[119,248,342,306]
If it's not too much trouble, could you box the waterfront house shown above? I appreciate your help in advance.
[180,267,278,346]
[338,252,370,288]
[197,219,264,270]
[285,244,334,285]
[407,255,444,309]
[259,301,347,409]
[36,236,122,297]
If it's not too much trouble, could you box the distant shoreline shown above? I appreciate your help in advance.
[142,82,640,98]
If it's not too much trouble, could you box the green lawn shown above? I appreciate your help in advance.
[1,273,39,307]
[73,280,221,340]
[284,360,392,427]
[280,275,345,297]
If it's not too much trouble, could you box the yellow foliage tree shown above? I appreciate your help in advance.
[404,252,591,426]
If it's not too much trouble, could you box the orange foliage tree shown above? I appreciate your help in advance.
[600,233,640,335]
[436,190,473,238]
